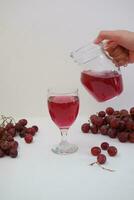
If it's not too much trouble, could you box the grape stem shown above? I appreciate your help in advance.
[90,161,96,166]
[0,115,16,127]
[89,162,115,172]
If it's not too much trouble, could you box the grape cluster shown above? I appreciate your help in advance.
[81,107,134,143]
[90,142,117,171]
[0,115,38,158]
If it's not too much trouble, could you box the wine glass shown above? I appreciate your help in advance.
[47,88,79,155]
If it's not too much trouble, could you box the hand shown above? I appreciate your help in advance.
[94,30,134,66]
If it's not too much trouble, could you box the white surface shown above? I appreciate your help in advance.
[0,0,134,117]
[0,116,134,200]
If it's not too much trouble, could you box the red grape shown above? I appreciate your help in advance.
[5,123,14,131]
[99,125,109,135]
[0,127,5,134]
[110,118,120,128]
[9,148,18,158]
[24,134,33,143]
[81,123,90,133]
[7,135,14,142]
[107,146,117,156]
[91,116,104,127]
[118,120,126,131]
[97,154,106,164]
[90,125,98,134]
[126,119,133,130]
[96,117,104,127]
[123,115,130,123]
[0,149,5,157]
[120,109,129,117]
[117,132,128,143]
[107,128,117,138]
[104,115,113,124]
[91,146,101,156]
[15,123,23,132]
[131,122,134,131]
[113,110,120,116]
[130,107,134,115]
[90,115,98,125]
[128,132,134,143]
[101,142,109,150]
[32,125,39,132]
[1,141,10,150]
[106,107,114,115]
[98,111,106,118]
[10,141,18,149]
[8,128,16,137]
[26,127,36,136]
[19,127,27,138]
[18,119,28,126]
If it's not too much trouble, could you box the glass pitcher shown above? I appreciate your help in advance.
[70,42,123,102]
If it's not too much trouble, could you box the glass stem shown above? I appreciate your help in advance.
[60,128,68,143]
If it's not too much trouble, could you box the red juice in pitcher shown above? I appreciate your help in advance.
[81,70,123,102]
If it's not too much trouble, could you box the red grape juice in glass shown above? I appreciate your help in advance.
[48,96,79,129]
[81,70,123,102]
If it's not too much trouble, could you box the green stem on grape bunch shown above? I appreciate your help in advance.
[0,115,16,127]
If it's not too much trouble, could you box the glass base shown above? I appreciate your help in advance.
[51,140,78,155]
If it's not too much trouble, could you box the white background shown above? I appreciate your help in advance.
[0,0,134,118]
[1,2,134,200]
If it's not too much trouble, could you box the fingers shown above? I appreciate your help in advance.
[105,45,129,67]
[94,30,134,65]
[94,31,119,44]
[105,41,117,48]
[113,50,134,66]
[107,45,128,57]
[129,51,134,63]
[113,58,128,67]
[113,56,129,67]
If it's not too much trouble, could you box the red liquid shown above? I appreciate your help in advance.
[81,70,123,102]
[48,96,79,129]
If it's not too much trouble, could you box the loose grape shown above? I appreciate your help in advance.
[107,146,117,156]
[97,154,106,164]
[101,142,109,150]
[91,147,101,156]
